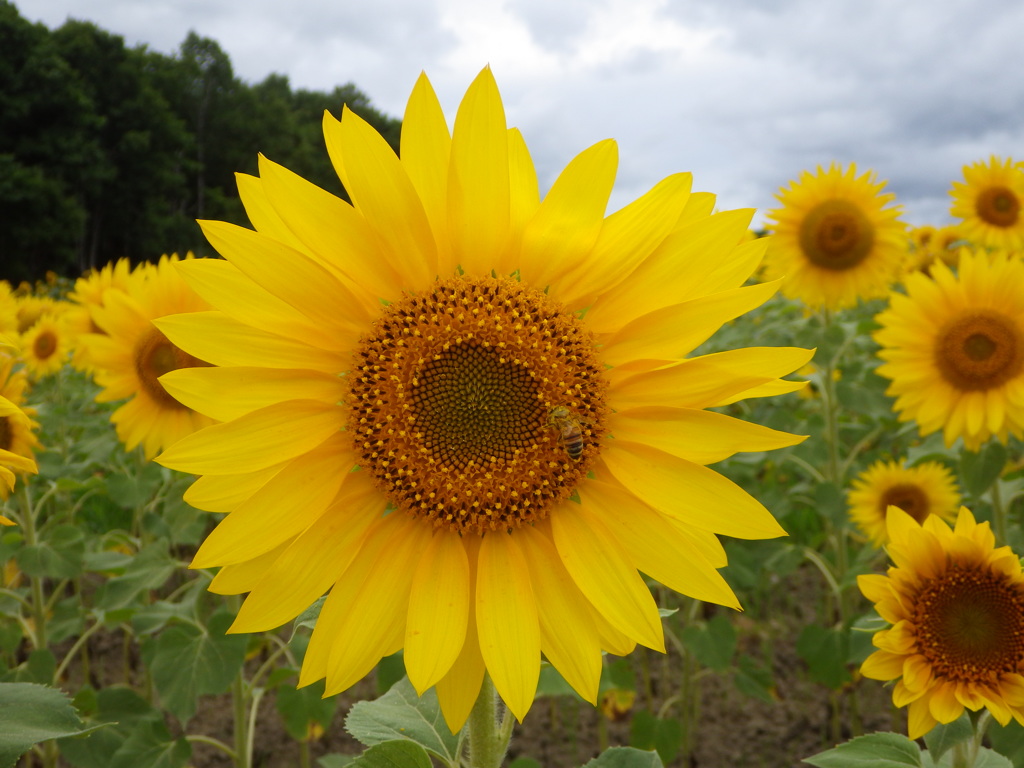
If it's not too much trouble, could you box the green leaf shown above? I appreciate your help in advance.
[960,442,1008,498]
[275,679,338,742]
[797,624,852,690]
[16,525,86,579]
[376,651,406,695]
[95,542,178,610]
[509,759,543,768]
[317,755,354,768]
[146,611,247,722]
[803,732,922,767]
[814,482,848,529]
[985,718,1024,768]
[293,596,326,636]
[582,746,665,767]
[344,677,458,764]
[0,682,104,768]
[680,614,736,673]
[922,713,971,762]
[733,654,776,704]
[3,649,56,685]
[108,725,191,768]
[962,748,1015,768]
[348,740,432,768]
[629,710,682,765]
[57,686,165,768]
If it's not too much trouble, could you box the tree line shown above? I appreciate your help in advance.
[0,1,402,282]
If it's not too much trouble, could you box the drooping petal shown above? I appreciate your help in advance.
[601,441,786,540]
[404,530,471,694]
[476,532,540,722]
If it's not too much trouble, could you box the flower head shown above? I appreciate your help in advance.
[21,314,70,378]
[82,254,215,458]
[859,507,1024,739]
[763,163,906,311]
[155,69,810,729]
[950,156,1024,250]
[874,249,1024,451]
[847,459,959,546]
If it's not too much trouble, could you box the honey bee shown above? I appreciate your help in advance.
[548,406,585,461]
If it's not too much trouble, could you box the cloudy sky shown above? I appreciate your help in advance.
[21,0,1024,227]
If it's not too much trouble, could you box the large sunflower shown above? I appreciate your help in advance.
[66,258,133,372]
[847,459,959,546]
[859,506,1024,739]
[763,163,906,311]
[874,249,1024,451]
[950,156,1024,250]
[155,69,811,729]
[83,255,215,459]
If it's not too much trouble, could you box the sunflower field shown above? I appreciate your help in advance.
[3,69,1024,768]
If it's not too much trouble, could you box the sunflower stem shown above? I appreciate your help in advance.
[991,479,1007,545]
[467,674,509,768]
[17,483,48,651]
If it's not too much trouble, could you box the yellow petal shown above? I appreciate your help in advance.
[156,399,346,475]
[236,172,309,251]
[517,525,602,705]
[435,597,486,733]
[155,311,341,373]
[907,697,938,740]
[859,650,905,681]
[405,531,471,694]
[550,503,664,652]
[160,366,345,422]
[476,532,540,722]
[199,218,370,341]
[586,208,757,333]
[208,539,292,595]
[333,106,437,286]
[928,681,964,724]
[581,480,740,608]
[191,433,354,567]
[608,407,805,465]
[519,139,617,291]
[601,441,786,540]
[558,172,691,309]
[184,463,287,513]
[324,516,427,695]
[600,280,782,365]
[230,476,381,631]
[173,259,340,353]
[401,73,452,274]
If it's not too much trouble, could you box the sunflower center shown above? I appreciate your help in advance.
[33,330,57,361]
[347,276,607,536]
[134,325,209,409]
[798,199,875,271]
[913,563,1024,681]
[935,310,1024,391]
[976,186,1020,228]
[880,483,929,523]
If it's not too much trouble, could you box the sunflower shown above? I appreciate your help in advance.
[154,68,811,729]
[21,314,70,378]
[66,258,133,371]
[859,506,1024,739]
[847,459,959,546]
[874,249,1024,451]
[0,352,39,501]
[82,255,215,459]
[763,163,906,311]
[950,156,1024,250]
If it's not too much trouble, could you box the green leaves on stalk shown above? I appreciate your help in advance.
[0,682,106,768]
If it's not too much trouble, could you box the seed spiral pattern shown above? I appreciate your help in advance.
[912,564,1024,680]
[347,276,607,534]
[935,310,1024,392]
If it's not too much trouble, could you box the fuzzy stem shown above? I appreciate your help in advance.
[467,675,509,768]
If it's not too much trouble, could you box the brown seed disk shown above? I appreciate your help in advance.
[346,276,608,535]
[934,310,1024,392]
[798,199,876,271]
[976,186,1021,228]
[880,483,930,524]
[33,330,57,360]
[134,325,208,409]
[912,563,1024,680]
